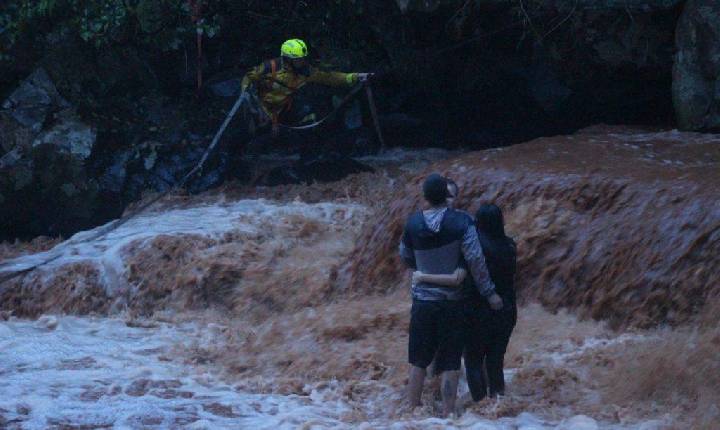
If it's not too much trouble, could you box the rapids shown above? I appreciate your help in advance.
[0,312,667,429]
[348,125,720,328]
[1,130,718,428]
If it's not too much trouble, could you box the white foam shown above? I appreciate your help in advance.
[0,317,667,429]
[0,198,367,298]
[609,130,720,144]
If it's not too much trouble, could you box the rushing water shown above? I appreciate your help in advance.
[0,193,669,429]
[2,132,715,428]
[0,315,667,429]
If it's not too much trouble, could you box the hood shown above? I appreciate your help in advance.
[422,207,448,233]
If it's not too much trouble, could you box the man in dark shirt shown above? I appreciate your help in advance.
[399,173,503,416]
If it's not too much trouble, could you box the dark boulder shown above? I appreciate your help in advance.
[257,152,374,186]
[0,69,99,239]
[673,0,720,131]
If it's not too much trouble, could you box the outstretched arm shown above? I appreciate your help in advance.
[307,70,373,87]
[413,268,467,287]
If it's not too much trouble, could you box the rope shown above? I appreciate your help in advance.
[278,83,365,130]
[0,90,250,286]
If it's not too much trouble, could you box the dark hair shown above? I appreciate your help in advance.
[423,173,448,206]
[446,179,458,198]
[475,204,506,238]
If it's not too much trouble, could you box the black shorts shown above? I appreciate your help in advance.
[408,299,464,372]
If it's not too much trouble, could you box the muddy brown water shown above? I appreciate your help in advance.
[346,125,720,328]
[0,130,718,427]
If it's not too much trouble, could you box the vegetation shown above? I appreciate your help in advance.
[1,1,221,51]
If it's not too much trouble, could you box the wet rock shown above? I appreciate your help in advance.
[121,139,226,198]
[0,69,100,240]
[673,0,720,131]
[0,147,26,170]
[0,67,69,159]
[0,114,33,154]
[297,153,374,183]
[32,109,96,159]
[259,153,374,186]
[1,68,69,132]
[97,150,132,194]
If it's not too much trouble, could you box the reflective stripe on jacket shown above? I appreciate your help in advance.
[241,58,358,116]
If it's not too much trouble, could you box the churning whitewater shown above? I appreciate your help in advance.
[2,128,718,428]
[0,306,663,429]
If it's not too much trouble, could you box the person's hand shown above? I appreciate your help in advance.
[412,271,425,285]
[357,73,374,83]
[488,293,504,311]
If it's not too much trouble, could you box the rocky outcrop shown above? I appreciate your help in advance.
[0,68,100,239]
[673,0,720,131]
[0,69,70,154]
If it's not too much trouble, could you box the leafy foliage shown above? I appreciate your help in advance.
[0,0,388,73]
[0,0,222,54]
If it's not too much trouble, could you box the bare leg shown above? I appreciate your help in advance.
[440,370,460,417]
[407,365,426,408]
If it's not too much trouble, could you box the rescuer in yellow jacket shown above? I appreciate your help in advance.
[241,38,372,136]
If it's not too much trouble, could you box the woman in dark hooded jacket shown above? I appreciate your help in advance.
[464,203,517,399]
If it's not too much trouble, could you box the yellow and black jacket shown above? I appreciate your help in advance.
[241,58,359,119]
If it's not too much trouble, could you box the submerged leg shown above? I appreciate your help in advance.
[440,370,460,417]
[464,347,488,401]
[407,365,427,408]
[485,349,505,397]
[487,309,516,397]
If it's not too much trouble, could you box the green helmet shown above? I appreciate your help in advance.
[281,39,308,59]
